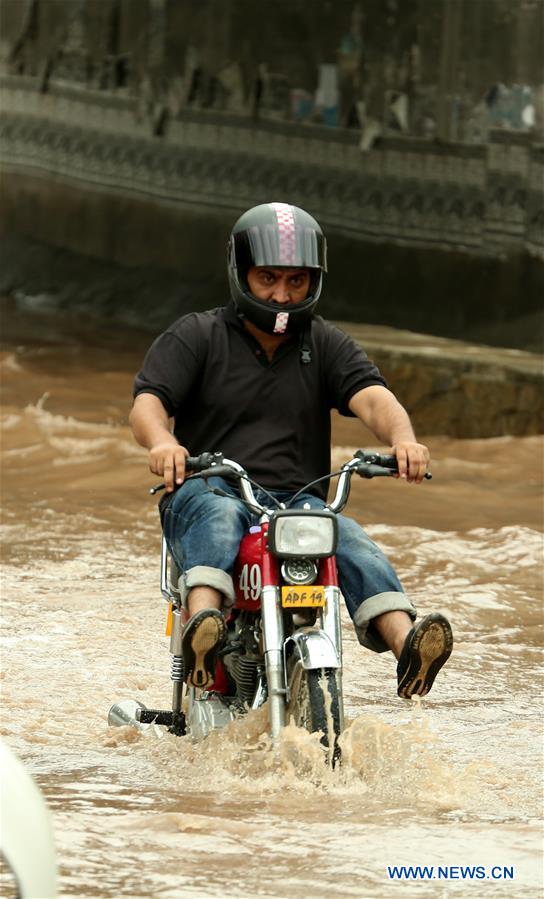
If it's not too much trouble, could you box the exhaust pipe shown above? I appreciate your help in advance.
[108,699,147,729]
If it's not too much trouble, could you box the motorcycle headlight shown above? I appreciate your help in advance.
[281,558,318,585]
[268,510,338,558]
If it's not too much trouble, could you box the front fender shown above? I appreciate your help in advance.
[284,629,340,671]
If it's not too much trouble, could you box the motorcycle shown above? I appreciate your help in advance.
[110,450,430,761]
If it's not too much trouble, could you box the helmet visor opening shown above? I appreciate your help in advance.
[234,226,327,271]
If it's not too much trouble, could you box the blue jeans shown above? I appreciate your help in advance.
[162,477,416,652]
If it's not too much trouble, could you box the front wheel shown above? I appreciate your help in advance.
[287,661,342,764]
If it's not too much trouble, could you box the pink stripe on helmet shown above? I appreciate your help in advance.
[270,202,297,266]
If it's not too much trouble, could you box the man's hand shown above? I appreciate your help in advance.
[391,441,430,484]
[149,441,189,492]
[348,387,430,485]
[129,394,189,492]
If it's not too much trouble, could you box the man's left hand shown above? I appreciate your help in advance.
[391,441,430,484]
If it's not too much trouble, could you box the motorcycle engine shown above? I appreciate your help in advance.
[222,612,263,707]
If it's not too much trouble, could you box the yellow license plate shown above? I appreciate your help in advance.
[281,586,326,608]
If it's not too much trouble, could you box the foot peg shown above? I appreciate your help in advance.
[135,707,186,736]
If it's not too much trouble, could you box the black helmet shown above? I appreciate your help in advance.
[227,202,327,335]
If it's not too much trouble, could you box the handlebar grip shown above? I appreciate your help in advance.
[190,464,239,481]
[357,463,396,479]
[355,450,397,470]
[374,453,398,470]
[354,449,432,480]
[149,451,225,494]
[185,452,222,473]
[184,456,199,472]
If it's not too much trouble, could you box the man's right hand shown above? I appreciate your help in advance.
[148,442,189,492]
[129,394,189,491]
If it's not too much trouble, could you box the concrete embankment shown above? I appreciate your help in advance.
[343,322,543,438]
[1,234,541,439]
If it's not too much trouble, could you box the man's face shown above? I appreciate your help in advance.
[246,266,311,304]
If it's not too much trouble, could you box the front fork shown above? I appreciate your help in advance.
[261,585,286,742]
[261,584,345,743]
[321,584,345,733]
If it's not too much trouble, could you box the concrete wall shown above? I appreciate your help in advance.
[1,76,542,258]
[0,75,542,344]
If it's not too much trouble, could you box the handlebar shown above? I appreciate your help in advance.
[186,451,224,475]
[353,449,432,480]
[355,449,398,471]
[149,449,431,517]
[149,452,264,515]
[149,452,223,494]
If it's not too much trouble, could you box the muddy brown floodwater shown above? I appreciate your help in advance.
[1,298,543,898]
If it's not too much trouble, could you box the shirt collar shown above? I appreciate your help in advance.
[223,301,246,330]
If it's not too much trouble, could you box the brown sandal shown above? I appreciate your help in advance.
[397,613,453,698]
[182,609,226,689]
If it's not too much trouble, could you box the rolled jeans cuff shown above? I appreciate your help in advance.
[179,566,236,612]
[353,591,417,653]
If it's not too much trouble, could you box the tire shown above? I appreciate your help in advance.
[287,660,342,764]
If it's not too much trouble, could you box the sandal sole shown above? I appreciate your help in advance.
[184,613,225,690]
[398,614,453,699]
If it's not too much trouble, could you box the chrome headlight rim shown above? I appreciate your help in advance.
[267,509,338,559]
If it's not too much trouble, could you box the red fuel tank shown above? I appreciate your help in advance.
[234,527,265,611]
[233,524,280,610]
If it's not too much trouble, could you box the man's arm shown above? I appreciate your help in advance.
[348,385,429,483]
[129,393,189,491]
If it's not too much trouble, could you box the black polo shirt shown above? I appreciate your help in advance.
[133,303,386,499]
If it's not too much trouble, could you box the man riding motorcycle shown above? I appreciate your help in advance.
[130,202,452,700]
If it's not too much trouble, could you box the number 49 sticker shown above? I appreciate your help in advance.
[239,563,262,602]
